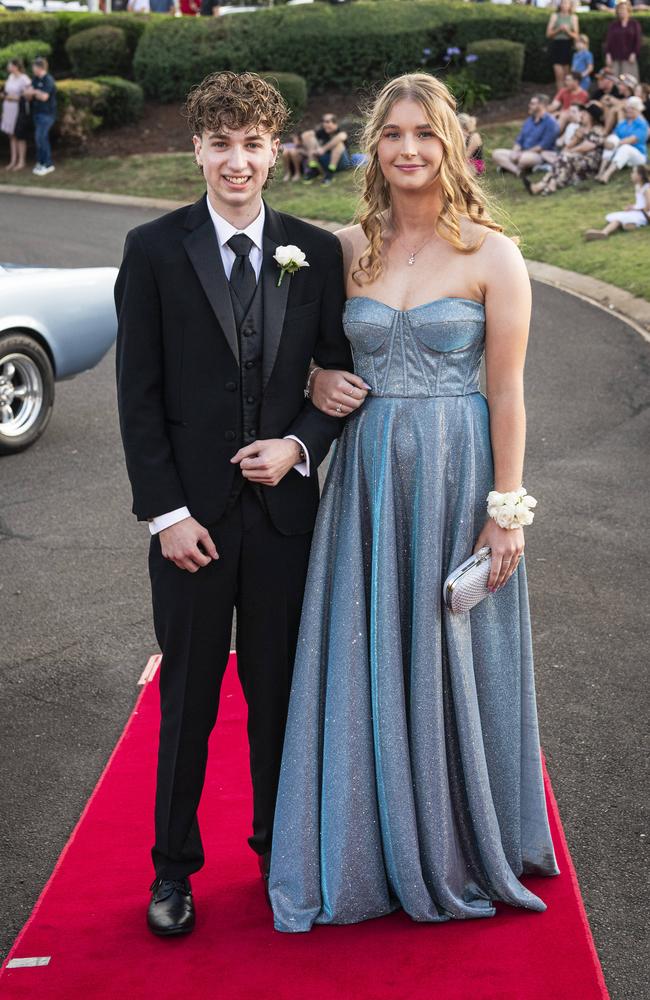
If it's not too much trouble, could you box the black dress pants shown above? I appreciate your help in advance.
[149,485,313,879]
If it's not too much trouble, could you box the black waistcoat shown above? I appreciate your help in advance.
[228,276,264,503]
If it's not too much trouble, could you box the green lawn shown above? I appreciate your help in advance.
[2,124,648,300]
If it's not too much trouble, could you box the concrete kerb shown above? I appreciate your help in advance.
[2,184,649,344]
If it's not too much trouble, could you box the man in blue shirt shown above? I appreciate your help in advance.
[25,57,57,177]
[492,95,560,177]
[596,95,648,183]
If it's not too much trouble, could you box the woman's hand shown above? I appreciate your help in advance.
[473,518,524,592]
[311,369,370,417]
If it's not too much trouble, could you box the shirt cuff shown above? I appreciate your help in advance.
[284,435,310,478]
[149,506,191,535]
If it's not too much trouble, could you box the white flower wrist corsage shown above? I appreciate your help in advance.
[486,486,537,529]
[274,244,309,287]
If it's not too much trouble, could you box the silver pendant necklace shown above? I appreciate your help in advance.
[395,229,436,266]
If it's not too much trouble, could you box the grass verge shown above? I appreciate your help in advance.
[1,124,648,300]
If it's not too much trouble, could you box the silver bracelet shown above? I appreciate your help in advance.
[304,365,322,400]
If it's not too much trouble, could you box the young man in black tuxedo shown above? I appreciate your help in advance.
[115,72,366,936]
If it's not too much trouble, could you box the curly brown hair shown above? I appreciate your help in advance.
[183,71,289,138]
[354,73,502,286]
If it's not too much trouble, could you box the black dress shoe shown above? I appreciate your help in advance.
[258,853,271,909]
[147,877,195,937]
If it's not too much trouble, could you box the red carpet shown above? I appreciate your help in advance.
[1,656,609,1000]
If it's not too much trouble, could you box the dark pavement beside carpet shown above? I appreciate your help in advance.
[0,192,648,999]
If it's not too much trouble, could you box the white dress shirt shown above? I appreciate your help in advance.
[150,200,309,535]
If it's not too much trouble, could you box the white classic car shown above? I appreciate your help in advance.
[0,263,118,454]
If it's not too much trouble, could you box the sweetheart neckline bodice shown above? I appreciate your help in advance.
[344,295,485,315]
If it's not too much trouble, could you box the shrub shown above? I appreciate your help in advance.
[259,72,308,123]
[65,26,130,78]
[133,18,236,102]
[92,75,144,127]
[0,38,52,71]
[55,78,105,148]
[466,39,524,99]
[65,13,148,59]
[0,14,60,50]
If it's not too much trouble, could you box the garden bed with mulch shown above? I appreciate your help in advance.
[82,84,542,159]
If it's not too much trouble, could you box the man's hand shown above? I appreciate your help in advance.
[231,438,302,487]
[312,369,370,417]
[159,517,219,573]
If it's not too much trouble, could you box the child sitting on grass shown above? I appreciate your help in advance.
[584,164,650,239]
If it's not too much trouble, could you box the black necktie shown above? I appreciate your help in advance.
[227,234,256,315]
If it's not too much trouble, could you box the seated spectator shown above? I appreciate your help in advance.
[458,113,484,173]
[585,164,650,237]
[281,132,305,182]
[492,94,560,176]
[596,95,648,182]
[549,72,589,133]
[302,113,354,185]
[634,82,650,121]
[571,35,594,92]
[525,102,605,194]
[590,68,622,132]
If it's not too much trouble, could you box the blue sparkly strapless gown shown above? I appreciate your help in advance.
[269,296,560,932]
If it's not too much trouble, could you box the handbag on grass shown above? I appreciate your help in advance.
[443,546,492,614]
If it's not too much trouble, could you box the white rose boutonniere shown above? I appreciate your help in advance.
[274,244,309,287]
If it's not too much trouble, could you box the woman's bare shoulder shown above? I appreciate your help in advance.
[335,223,367,273]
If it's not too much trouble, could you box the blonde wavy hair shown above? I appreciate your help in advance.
[354,73,502,286]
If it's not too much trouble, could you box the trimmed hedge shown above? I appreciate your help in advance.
[132,2,650,100]
[56,78,105,146]
[92,75,144,127]
[1,4,649,98]
[0,38,52,70]
[66,26,130,78]
[259,72,308,122]
[467,39,524,100]
[65,13,148,58]
[55,76,144,142]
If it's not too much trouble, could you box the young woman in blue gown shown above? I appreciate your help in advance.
[269,73,560,932]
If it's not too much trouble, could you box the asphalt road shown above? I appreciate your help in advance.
[0,193,648,999]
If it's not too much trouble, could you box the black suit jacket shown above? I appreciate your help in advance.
[115,196,353,536]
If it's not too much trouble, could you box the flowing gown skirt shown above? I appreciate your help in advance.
[269,301,560,932]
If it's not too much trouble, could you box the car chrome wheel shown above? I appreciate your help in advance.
[0,353,43,438]
[0,332,54,455]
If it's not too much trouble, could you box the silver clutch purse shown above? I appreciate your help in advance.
[443,546,492,614]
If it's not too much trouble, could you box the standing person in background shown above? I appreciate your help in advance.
[148,0,177,11]
[1,58,31,172]
[458,112,484,173]
[604,1,642,80]
[546,0,580,93]
[492,94,559,176]
[24,57,56,177]
[199,0,220,14]
[571,35,594,93]
[127,0,150,10]
[179,0,200,13]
